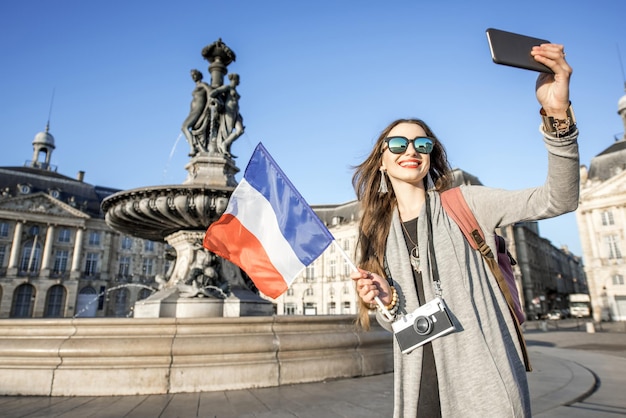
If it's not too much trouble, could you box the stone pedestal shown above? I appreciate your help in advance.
[184,152,239,187]
[133,286,274,318]
[133,287,224,318]
[223,288,275,317]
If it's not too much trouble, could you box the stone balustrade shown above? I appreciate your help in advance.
[0,315,392,396]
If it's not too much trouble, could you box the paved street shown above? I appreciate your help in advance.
[0,319,624,417]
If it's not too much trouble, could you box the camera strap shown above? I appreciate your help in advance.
[425,195,443,298]
[384,195,443,299]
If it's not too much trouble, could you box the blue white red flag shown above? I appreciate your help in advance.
[203,143,334,298]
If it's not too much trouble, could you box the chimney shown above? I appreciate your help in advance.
[77,171,85,182]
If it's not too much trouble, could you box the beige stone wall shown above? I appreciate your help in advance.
[577,169,626,321]
[0,315,392,396]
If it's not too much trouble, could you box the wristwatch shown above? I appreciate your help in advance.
[540,102,576,137]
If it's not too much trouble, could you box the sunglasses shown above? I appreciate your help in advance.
[384,136,434,154]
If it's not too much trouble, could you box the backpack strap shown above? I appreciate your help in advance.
[440,187,531,372]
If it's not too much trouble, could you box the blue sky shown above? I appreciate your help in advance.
[1,0,625,258]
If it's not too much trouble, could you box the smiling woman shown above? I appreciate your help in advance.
[350,43,579,418]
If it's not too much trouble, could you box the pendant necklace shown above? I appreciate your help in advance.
[401,219,420,271]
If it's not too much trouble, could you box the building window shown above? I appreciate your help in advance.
[138,288,153,301]
[58,229,71,243]
[11,284,35,317]
[305,264,315,282]
[142,258,154,276]
[113,288,129,317]
[606,235,623,259]
[284,303,297,315]
[343,260,351,277]
[75,286,98,318]
[0,245,5,267]
[88,231,101,246]
[121,236,133,250]
[613,274,625,285]
[44,285,66,318]
[329,259,336,278]
[342,301,351,314]
[343,239,350,251]
[19,239,41,272]
[144,240,155,252]
[286,287,294,296]
[18,184,31,194]
[118,256,131,277]
[305,287,314,296]
[84,253,98,276]
[328,301,336,314]
[53,250,69,274]
[304,302,317,315]
[0,222,9,238]
[342,285,350,295]
[601,210,615,226]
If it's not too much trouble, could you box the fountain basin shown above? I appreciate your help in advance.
[0,316,392,396]
[102,184,232,242]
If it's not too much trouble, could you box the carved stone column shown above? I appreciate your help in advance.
[40,224,55,277]
[70,228,84,279]
[7,221,23,274]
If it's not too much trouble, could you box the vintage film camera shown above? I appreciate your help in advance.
[391,297,456,354]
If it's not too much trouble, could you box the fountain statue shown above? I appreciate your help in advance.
[101,39,272,318]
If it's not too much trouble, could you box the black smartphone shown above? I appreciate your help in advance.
[486,28,553,73]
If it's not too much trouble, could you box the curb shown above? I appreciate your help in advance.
[528,348,598,415]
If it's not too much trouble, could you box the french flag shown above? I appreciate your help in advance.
[203,143,334,299]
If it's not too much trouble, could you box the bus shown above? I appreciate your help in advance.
[569,293,591,318]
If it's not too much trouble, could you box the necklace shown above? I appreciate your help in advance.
[401,219,420,271]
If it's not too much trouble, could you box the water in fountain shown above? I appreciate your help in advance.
[161,132,183,185]
[73,283,157,318]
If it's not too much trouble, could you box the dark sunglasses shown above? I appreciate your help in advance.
[384,136,434,154]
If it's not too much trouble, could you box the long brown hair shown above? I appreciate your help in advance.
[352,119,452,328]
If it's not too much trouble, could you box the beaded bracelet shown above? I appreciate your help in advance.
[377,286,399,316]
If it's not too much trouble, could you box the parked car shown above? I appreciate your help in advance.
[546,310,562,320]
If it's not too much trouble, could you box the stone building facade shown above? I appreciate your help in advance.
[576,89,626,322]
[0,126,167,318]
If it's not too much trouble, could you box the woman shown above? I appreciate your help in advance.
[351,44,578,417]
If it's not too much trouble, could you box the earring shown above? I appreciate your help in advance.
[378,168,388,194]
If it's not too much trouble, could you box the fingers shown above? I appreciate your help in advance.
[531,44,572,77]
[351,270,378,304]
[532,43,572,115]
[351,269,393,306]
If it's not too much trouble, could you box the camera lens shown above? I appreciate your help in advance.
[413,316,432,335]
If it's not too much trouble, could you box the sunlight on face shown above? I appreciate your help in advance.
[381,123,431,188]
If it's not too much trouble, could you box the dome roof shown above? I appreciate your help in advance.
[32,125,55,148]
[619,91,626,114]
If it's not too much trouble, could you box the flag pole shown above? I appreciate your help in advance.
[332,240,393,321]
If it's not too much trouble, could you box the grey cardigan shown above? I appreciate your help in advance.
[376,128,579,418]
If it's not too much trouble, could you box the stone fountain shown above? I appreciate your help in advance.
[0,39,392,397]
[101,39,273,318]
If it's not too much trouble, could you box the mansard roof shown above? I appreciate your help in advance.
[0,166,120,218]
[587,138,626,181]
[312,200,360,226]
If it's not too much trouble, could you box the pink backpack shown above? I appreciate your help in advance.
[441,187,531,371]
